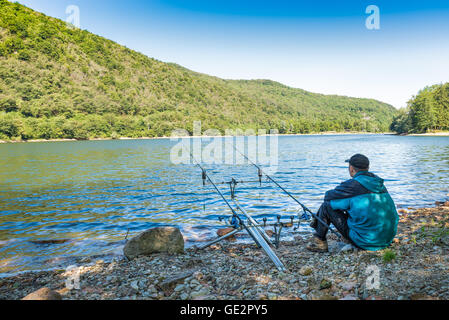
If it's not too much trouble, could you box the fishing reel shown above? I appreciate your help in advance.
[218,213,302,249]
[218,214,240,229]
[294,208,311,231]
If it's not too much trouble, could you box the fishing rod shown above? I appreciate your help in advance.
[233,146,342,239]
[183,144,287,272]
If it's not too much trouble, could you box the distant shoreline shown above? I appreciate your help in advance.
[1,131,448,144]
[0,132,395,144]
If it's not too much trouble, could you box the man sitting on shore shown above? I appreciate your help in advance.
[307,154,399,252]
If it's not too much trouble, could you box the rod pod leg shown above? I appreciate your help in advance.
[242,221,287,272]
[196,227,243,250]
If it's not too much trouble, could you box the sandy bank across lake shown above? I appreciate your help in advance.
[408,132,449,136]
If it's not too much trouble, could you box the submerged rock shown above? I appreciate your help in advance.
[124,227,184,260]
[217,228,237,241]
[30,239,70,245]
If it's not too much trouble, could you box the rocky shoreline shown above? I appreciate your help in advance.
[0,203,448,300]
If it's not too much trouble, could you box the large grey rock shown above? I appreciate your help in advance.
[124,227,184,260]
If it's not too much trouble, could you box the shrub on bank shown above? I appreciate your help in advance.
[0,112,23,139]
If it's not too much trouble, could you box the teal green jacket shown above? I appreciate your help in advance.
[325,171,399,251]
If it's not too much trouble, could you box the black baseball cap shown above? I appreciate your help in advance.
[345,154,370,170]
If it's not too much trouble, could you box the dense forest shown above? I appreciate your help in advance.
[390,83,449,134]
[0,0,398,141]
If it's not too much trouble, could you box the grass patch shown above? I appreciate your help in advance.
[382,249,396,263]
[415,220,449,245]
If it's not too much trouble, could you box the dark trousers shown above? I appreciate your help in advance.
[313,201,355,245]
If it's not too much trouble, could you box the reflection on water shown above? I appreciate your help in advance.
[0,135,448,275]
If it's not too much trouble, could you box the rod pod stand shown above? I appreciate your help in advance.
[185,146,287,272]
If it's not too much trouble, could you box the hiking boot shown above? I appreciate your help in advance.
[306,237,329,253]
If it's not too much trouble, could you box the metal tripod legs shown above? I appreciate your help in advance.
[196,217,287,272]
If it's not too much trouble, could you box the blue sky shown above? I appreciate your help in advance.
[15,0,449,108]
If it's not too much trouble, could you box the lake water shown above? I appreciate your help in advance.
[0,135,448,276]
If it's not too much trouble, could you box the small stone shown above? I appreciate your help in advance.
[148,285,157,294]
[258,293,267,300]
[138,280,146,288]
[311,294,338,300]
[340,281,356,291]
[190,279,200,286]
[299,266,313,276]
[319,279,332,290]
[80,257,92,263]
[174,284,185,292]
[22,287,62,301]
[57,287,72,296]
[130,281,139,291]
[410,293,437,300]
[159,270,195,292]
[340,244,356,252]
[180,292,189,300]
[267,293,277,300]
[194,285,203,291]
[265,230,275,237]
[190,289,210,299]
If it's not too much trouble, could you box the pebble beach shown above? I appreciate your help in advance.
[0,203,448,301]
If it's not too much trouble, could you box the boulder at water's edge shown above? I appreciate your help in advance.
[124,227,184,260]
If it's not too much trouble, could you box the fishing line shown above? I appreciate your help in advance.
[233,145,342,239]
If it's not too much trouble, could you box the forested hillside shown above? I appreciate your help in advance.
[390,83,449,134]
[0,0,397,141]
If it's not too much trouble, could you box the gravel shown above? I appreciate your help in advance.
[0,204,448,300]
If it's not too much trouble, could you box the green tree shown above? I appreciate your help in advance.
[391,83,449,134]
[0,112,23,138]
[0,98,19,113]
[0,0,398,141]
